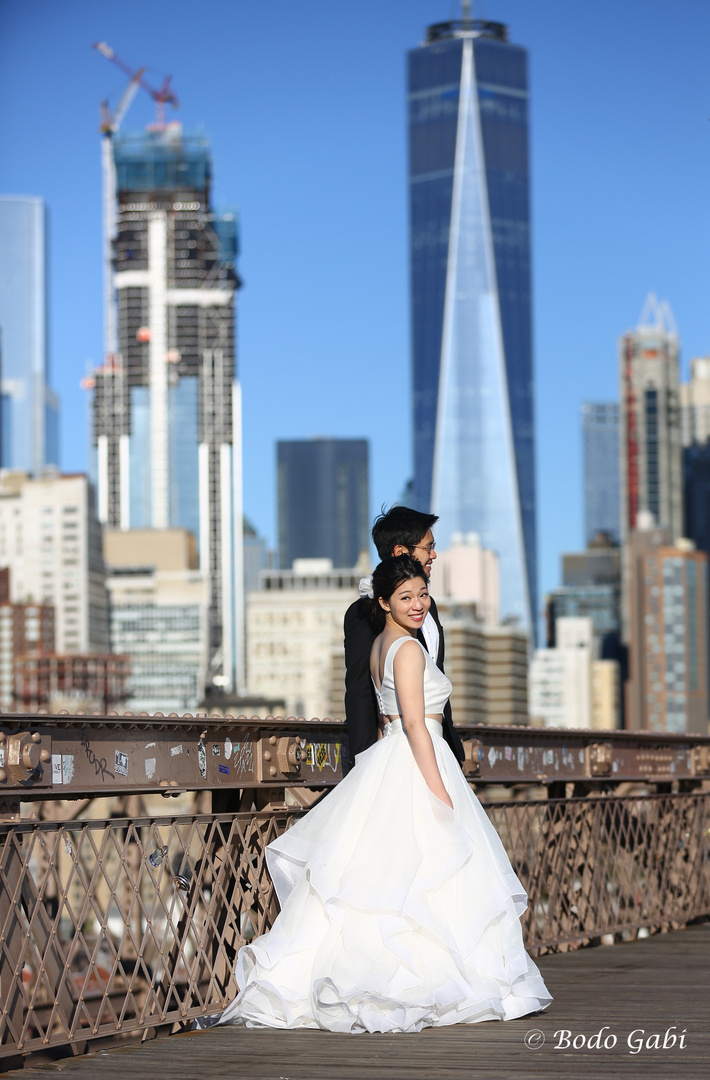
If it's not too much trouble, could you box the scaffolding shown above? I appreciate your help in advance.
[91,123,243,693]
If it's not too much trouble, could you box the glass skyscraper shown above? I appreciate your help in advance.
[581,402,620,544]
[408,16,535,632]
[277,439,369,570]
[683,442,710,559]
[0,196,59,473]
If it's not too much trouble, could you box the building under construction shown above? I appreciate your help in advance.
[91,120,244,692]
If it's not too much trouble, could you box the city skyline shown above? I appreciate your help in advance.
[2,1,710,614]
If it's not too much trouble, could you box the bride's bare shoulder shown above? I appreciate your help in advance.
[370,632,416,672]
[391,636,425,672]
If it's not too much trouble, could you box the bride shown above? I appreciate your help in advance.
[219,554,552,1033]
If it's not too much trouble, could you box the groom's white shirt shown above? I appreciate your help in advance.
[422,611,439,660]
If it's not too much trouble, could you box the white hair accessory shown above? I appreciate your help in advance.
[358,575,374,600]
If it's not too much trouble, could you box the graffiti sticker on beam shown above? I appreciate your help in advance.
[305,742,340,773]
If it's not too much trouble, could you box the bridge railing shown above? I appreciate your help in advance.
[1,711,709,1062]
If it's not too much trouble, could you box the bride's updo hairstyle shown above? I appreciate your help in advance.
[365,553,428,634]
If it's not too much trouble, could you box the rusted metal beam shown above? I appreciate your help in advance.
[0,715,347,801]
[455,723,710,785]
[0,712,709,804]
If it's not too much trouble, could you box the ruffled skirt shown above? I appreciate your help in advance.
[219,718,552,1033]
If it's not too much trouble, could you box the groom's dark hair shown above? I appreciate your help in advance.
[371,506,439,561]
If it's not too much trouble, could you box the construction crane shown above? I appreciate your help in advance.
[91,43,179,365]
[97,69,142,362]
[93,42,179,126]
[99,69,143,135]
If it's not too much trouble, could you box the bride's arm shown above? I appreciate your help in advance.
[392,643,453,809]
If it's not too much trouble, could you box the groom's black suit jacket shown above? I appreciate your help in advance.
[343,595,465,769]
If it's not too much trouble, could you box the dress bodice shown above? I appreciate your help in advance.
[372,636,452,719]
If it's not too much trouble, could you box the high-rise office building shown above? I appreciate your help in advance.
[546,584,621,656]
[243,517,269,594]
[547,532,622,659]
[407,14,535,631]
[90,123,244,692]
[441,619,529,726]
[0,196,59,473]
[104,528,209,714]
[277,439,369,570]
[434,532,500,626]
[247,558,363,720]
[529,616,620,731]
[561,533,621,588]
[581,402,620,545]
[545,532,623,727]
[619,294,682,546]
[680,356,710,447]
[626,520,708,733]
[684,443,710,559]
[680,357,710,563]
[529,617,593,730]
[0,471,109,654]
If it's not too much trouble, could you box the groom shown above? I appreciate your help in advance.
[343,506,464,769]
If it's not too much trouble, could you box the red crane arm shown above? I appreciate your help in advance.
[93,42,179,109]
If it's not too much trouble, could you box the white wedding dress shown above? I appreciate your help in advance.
[219,637,552,1033]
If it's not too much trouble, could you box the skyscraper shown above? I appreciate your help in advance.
[407,14,535,632]
[626,521,708,734]
[680,356,710,447]
[0,471,109,655]
[104,528,209,714]
[90,123,244,691]
[0,196,59,473]
[529,616,621,730]
[680,357,710,563]
[619,294,682,546]
[683,442,710,559]
[277,438,369,570]
[581,402,620,545]
[546,533,622,662]
[247,559,362,719]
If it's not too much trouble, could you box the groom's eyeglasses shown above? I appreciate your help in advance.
[411,541,436,556]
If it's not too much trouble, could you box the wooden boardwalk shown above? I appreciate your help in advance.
[10,922,710,1080]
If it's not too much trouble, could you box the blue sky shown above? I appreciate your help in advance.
[2,0,710,613]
